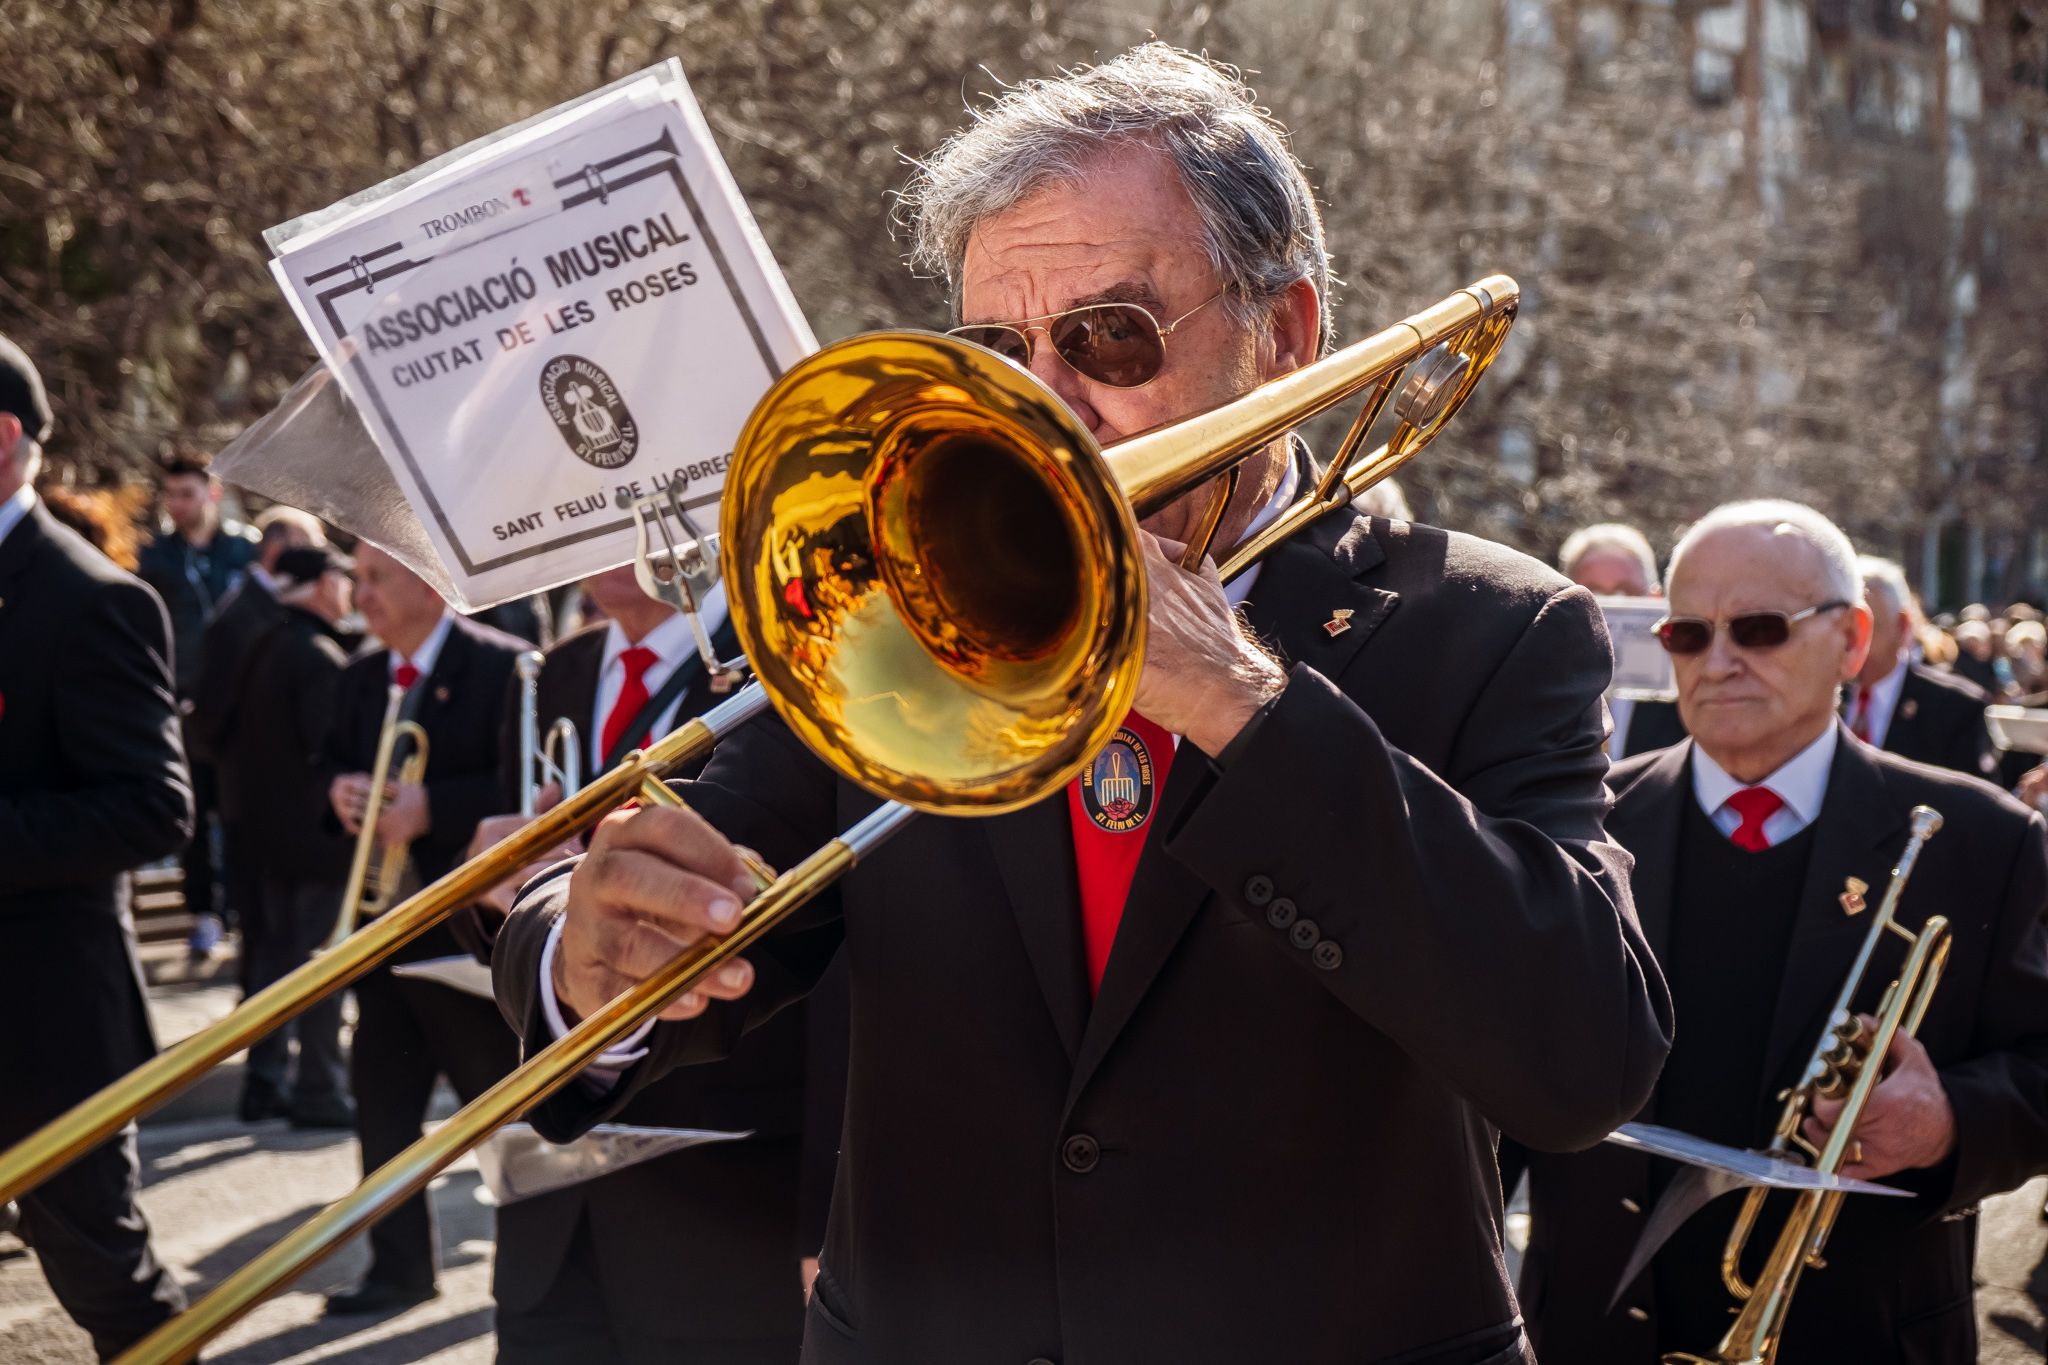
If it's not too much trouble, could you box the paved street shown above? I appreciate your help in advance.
[3,958,2046,1362]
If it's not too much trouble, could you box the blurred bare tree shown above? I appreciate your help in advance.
[3,0,2044,584]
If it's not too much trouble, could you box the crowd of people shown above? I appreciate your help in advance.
[4,39,2048,1365]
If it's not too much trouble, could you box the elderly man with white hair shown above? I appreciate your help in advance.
[1846,555,1996,780]
[492,42,1671,1365]
[1510,499,2048,1365]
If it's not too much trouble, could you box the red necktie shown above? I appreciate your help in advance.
[1724,785,1785,852]
[1066,711,1176,993]
[393,660,421,691]
[601,646,659,760]
[1848,686,1872,742]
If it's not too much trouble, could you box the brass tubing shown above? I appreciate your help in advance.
[0,688,768,1208]
[115,802,914,1365]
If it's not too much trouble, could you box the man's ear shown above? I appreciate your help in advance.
[0,412,21,467]
[1841,603,1875,681]
[1263,277,1321,379]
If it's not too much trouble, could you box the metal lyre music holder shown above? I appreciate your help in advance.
[624,481,749,692]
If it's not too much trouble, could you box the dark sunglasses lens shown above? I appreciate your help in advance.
[1728,613,1794,649]
[1050,304,1165,387]
[1656,619,1712,655]
[955,326,1032,366]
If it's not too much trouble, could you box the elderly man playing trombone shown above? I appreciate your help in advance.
[1509,501,2048,1364]
[494,44,1671,1365]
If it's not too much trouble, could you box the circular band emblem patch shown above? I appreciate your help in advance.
[1081,726,1157,833]
[539,354,639,469]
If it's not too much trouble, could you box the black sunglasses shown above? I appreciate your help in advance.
[947,290,1225,389]
[1653,601,1852,656]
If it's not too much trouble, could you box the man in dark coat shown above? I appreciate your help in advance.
[1512,501,2048,1365]
[1847,556,1997,781]
[219,545,358,1127]
[490,47,1670,1365]
[319,541,523,1316]
[0,336,193,1358]
[455,565,823,1364]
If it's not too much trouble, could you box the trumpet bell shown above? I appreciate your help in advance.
[720,332,1143,814]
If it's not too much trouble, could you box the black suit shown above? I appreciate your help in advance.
[1513,732,2048,1364]
[1862,662,1997,782]
[0,502,191,1357]
[1618,698,1687,759]
[475,621,817,1363]
[324,613,526,1292]
[494,511,1673,1365]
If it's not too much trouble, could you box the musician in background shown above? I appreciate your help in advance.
[221,545,357,1128]
[457,564,833,1364]
[319,541,523,1317]
[496,44,1670,1364]
[1560,521,1686,758]
[0,335,191,1356]
[1848,556,1997,780]
[1511,500,2048,1364]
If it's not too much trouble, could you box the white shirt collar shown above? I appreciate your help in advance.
[601,580,728,673]
[0,484,36,550]
[1691,722,1839,832]
[1222,447,1300,610]
[390,610,455,681]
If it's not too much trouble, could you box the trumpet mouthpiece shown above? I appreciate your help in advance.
[1909,805,1944,838]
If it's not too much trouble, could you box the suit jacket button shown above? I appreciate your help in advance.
[1626,1307,1650,1322]
[1027,1359,1058,1365]
[1061,1134,1100,1174]
[1289,919,1321,949]
[1311,940,1343,970]
[1621,1197,1642,1213]
[1244,874,1275,907]
[1266,897,1297,929]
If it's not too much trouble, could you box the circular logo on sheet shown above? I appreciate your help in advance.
[1080,726,1156,833]
[539,354,639,469]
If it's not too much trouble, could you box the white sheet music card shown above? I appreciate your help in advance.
[266,60,814,610]
[1598,595,1677,702]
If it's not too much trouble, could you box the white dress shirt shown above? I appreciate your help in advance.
[388,610,455,685]
[588,585,729,769]
[0,483,36,549]
[540,454,1296,1077]
[1691,723,1838,846]
[1845,654,1910,749]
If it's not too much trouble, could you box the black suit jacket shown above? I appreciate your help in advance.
[1874,662,1997,782]
[1514,732,2048,1365]
[323,613,524,961]
[1619,698,1687,759]
[223,606,353,883]
[494,510,1673,1365]
[472,619,819,1338]
[0,503,193,1117]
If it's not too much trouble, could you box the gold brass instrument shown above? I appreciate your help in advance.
[515,649,584,816]
[1668,804,1950,1365]
[106,276,1519,1363]
[323,684,430,950]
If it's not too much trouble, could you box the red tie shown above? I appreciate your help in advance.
[1724,785,1785,852]
[601,646,659,760]
[393,660,421,691]
[1848,686,1873,742]
[1066,711,1176,993]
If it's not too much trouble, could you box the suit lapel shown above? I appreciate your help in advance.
[1612,742,1694,971]
[1880,671,1928,760]
[0,507,45,662]
[413,619,472,730]
[1063,508,1403,1108]
[1756,731,1908,1107]
[984,796,1088,1061]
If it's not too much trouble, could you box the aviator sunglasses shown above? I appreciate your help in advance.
[1653,600,1852,656]
[947,289,1226,389]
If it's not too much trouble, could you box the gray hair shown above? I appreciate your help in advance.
[902,43,1334,353]
[1668,500,1864,606]
[1857,555,1915,617]
[1558,522,1660,591]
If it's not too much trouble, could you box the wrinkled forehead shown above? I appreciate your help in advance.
[1670,523,1836,613]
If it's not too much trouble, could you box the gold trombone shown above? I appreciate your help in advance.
[323,684,430,950]
[1667,804,1950,1365]
[106,275,1517,1363]
[514,649,584,815]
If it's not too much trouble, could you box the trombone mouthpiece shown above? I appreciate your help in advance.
[1910,805,1944,838]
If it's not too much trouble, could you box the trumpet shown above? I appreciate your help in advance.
[103,275,1519,1363]
[514,650,584,816]
[1669,804,1950,1365]
[324,684,429,950]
